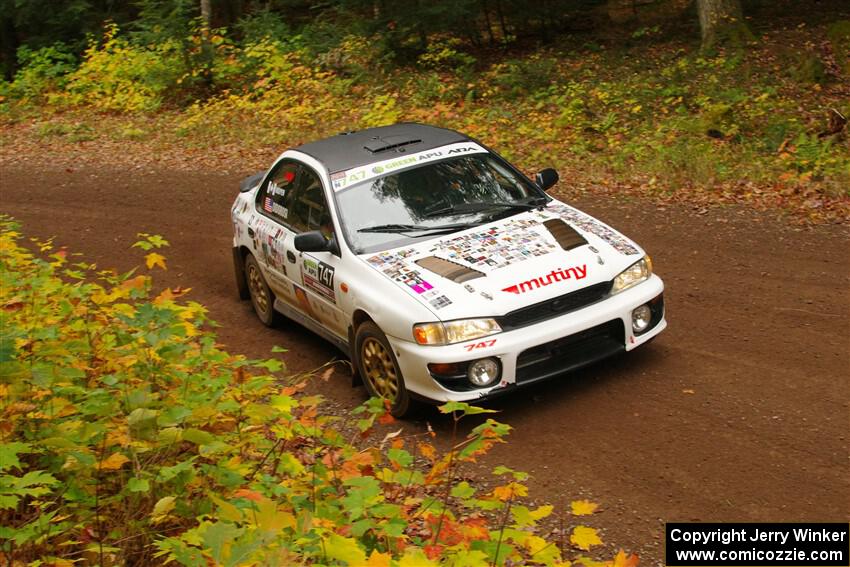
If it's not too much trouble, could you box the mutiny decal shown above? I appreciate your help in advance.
[502,264,588,294]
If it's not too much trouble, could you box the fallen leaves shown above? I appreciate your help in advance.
[571,499,599,516]
[145,252,167,270]
[570,525,603,551]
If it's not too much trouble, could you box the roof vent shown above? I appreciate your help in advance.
[363,136,423,154]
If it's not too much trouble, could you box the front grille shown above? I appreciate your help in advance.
[515,320,624,384]
[498,281,612,330]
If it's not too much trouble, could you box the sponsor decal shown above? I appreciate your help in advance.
[333,142,488,191]
[428,294,452,309]
[403,272,433,294]
[302,256,336,303]
[502,264,588,294]
[268,181,288,198]
[427,217,555,272]
[365,248,452,309]
[330,171,347,190]
[263,197,289,219]
[293,285,317,319]
[464,339,496,352]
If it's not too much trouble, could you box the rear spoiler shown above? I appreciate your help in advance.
[239,171,265,193]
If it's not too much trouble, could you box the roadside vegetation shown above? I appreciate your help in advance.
[0,218,635,564]
[0,1,848,223]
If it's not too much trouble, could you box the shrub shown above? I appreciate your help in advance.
[7,44,77,102]
[827,20,850,75]
[0,219,630,565]
[487,55,559,99]
[64,24,186,112]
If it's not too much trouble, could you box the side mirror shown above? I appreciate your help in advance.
[294,231,339,255]
[535,168,559,191]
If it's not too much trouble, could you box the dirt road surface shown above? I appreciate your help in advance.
[3,166,848,563]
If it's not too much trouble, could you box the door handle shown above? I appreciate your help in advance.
[286,251,296,263]
[247,227,255,238]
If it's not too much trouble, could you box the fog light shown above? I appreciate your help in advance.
[632,304,652,334]
[467,358,500,387]
[428,362,463,376]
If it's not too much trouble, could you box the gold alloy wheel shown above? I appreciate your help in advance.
[247,263,269,314]
[361,337,400,401]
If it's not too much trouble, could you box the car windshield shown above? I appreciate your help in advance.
[334,153,546,254]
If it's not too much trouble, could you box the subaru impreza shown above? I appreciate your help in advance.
[231,123,665,416]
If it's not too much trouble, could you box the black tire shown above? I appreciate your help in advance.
[244,254,277,326]
[354,321,416,418]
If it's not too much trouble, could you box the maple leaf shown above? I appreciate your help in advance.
[233,488,263,502]
[151,496,176,523]
[365,550,392,567]
[492,481,528,502]
[424,544,444,560]
[570,525,603,551]
[613,549,640,567]
[97,452,130,471]
[119,275,148,292]
[571,499,599,515]
[418,442,437,462]
[324,533,366,565]
[145,252,167,270]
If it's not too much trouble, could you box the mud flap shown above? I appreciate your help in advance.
[233,247,249,300]
[348,326,362,386]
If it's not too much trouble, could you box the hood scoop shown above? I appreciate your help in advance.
[543,219,587,251]
[416,256,484,283]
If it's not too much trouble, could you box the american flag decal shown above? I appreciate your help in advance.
[263,197,273,212]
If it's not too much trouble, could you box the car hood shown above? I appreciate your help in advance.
[358,201,645,320]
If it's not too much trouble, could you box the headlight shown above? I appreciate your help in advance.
[413,318,502,345]
[611,256,652,294]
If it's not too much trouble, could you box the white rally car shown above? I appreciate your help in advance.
[231,123,665,416]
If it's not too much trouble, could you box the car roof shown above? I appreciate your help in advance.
[293,123,471,174]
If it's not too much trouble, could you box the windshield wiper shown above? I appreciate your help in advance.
[357,222,479,234]
[423,197,547,218]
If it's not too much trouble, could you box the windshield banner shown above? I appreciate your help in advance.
[330,142,488,191]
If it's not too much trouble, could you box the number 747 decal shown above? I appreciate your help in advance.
[463,339,496,351]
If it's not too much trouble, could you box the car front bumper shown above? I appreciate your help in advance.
[386,274,666,403]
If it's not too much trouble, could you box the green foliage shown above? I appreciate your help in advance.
[64,24,187,111]
[6,44,77,101]
[0,218,625,565]
[487,55,559,99]
[827,20,850,75]
[418,37,476,73]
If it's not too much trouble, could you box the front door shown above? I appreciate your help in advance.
[254,159,347,339]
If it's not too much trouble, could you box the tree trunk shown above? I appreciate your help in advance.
[697,0,749,50]
[200,0,211,27]
[0,10,17,81]
[199,0,213,88]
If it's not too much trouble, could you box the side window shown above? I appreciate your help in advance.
[257,161,299,225]
[257,161,333,239]
[289,169,333,238]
